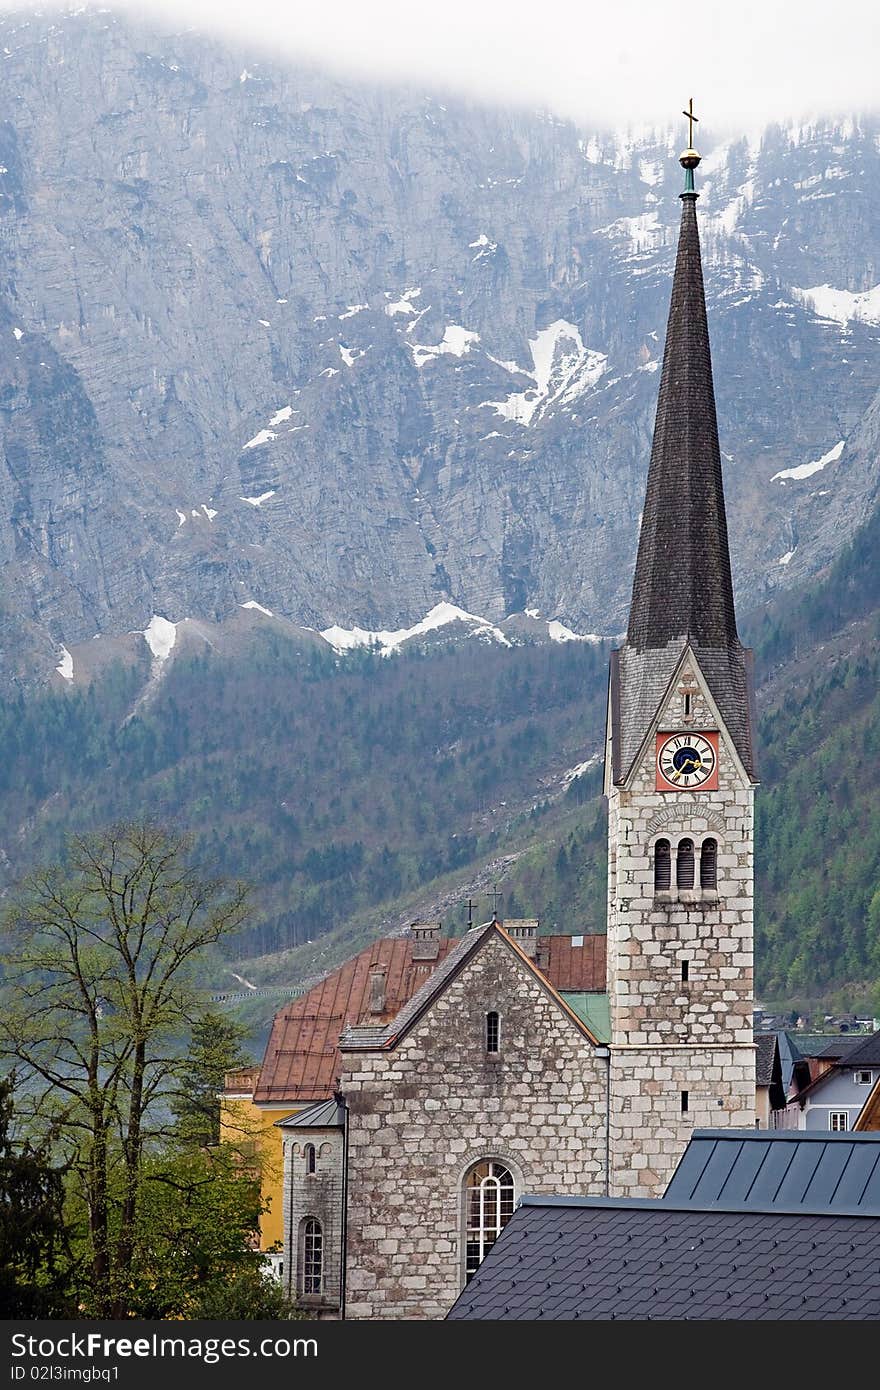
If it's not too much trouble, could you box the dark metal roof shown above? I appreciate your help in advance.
[609,189,756,783]
[664,1129,880,1214]
[275,1098,344,1129]
[447,1197,880,1320]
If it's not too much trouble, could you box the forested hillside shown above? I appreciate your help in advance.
[1,499,879,1017]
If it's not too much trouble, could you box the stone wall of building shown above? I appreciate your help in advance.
[606,657,756,1195]
[339,931,607,1320]
[282,1128,345,1316]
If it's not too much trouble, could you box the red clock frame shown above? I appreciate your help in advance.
[655,730,719,792]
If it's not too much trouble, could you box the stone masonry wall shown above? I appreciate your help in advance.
[282,1129,345,1316]
[339,931,607,1320]
[607,657,756,1195]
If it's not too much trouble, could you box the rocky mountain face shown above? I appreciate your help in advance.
[0,10,879,687]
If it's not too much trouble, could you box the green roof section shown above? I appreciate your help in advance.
[560,991,610,1043]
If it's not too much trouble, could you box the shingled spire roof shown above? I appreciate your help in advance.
[626,191,738,651]
[608,133,757,784]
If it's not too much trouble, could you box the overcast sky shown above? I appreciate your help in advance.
[21,1,880,133]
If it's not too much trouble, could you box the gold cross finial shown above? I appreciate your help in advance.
[682,97,699,148]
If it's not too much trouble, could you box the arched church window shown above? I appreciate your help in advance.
[299,1217,323,1295]
[304,1143,316,1175]
[654,839,671,892]
[464,1160,515,1282]
[486,1011,500,1053]
[700,838,718,889]
[677,839,695,890]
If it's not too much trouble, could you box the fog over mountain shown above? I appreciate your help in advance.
[0,9,878,688]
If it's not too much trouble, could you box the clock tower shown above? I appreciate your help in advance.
[604,110,758,1196]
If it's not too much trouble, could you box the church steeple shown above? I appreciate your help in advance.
[627,111,737,653]
[608,103,756,784]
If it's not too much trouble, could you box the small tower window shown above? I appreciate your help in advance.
[677,839,695,890]
[681,959,689,983]
[654,839,671,892]
[486,1011,500,1054]
[681,1090,689,1114]
[700,838,718,890]
[299,1217,323,1295]
[684,692,692,717]
[305,1143,316,1175]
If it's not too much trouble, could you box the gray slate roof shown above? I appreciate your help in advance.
[838,1030,880,1068]
[275,1097,344,1129]
[755,1034,777,1087]
[664,1129,880,1214]
[446,1197,880,1321]
[609,191,756,783]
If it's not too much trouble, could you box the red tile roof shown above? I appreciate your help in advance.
[252,930,607,1104]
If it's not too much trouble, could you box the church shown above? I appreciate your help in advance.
[221,120,758,1320]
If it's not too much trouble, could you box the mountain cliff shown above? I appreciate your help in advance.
[0,10,878,686]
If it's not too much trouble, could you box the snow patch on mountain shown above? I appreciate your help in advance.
[772,440,844,483]
[240,600,274,617]
[142,615,177,663]
[55,645,73,681]
[384,287,421,317]
[480,321,607,427]
[320,601,512,656]
[562,753,601,783]
[793,282,880,326]
[241,490,276,506]
[547,620,602,643]
[409,326,479,369]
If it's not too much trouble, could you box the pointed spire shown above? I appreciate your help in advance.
[626,119,738,653]
[608,104,757,785]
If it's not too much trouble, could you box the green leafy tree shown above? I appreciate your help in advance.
[0,1075,72,1315]
[0,823,249,1316]
[171,1012,250,1150]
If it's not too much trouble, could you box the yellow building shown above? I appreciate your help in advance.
[219,1065,300,1250]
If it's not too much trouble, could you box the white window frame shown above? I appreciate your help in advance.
[854,1071,873,1086]
[464,1161,515,1282]
[299,1217,323,1296]
[829,1110,849,1132]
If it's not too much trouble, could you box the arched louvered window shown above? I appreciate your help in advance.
[700,837,718,890]
[654,839,671,892]
[299,1217,323,1295]
[486,1011,500,1053]
[304,1143,316,1175]
[464,1161,515,1282]
[677,838,695,890]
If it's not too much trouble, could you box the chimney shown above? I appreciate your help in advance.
[504,919,539,958]
[410,921,441,961]
[368,966,387,1015]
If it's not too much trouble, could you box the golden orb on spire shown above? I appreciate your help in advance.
[679,147,702,170]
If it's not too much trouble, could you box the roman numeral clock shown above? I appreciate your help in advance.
[655,730,719,791]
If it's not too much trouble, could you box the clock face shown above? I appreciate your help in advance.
[656,732,718,791]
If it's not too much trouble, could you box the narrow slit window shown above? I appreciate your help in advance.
[700,838,718,890]
[305,1143,316,1175]
[677,839,695,890]
[654,839,671,892]
[684,692,692,717]
[486,1011,500,1054]
[681,1090,689,1114]
[681,959,689,983]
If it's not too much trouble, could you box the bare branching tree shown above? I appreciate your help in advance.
[0,822,249,1316]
